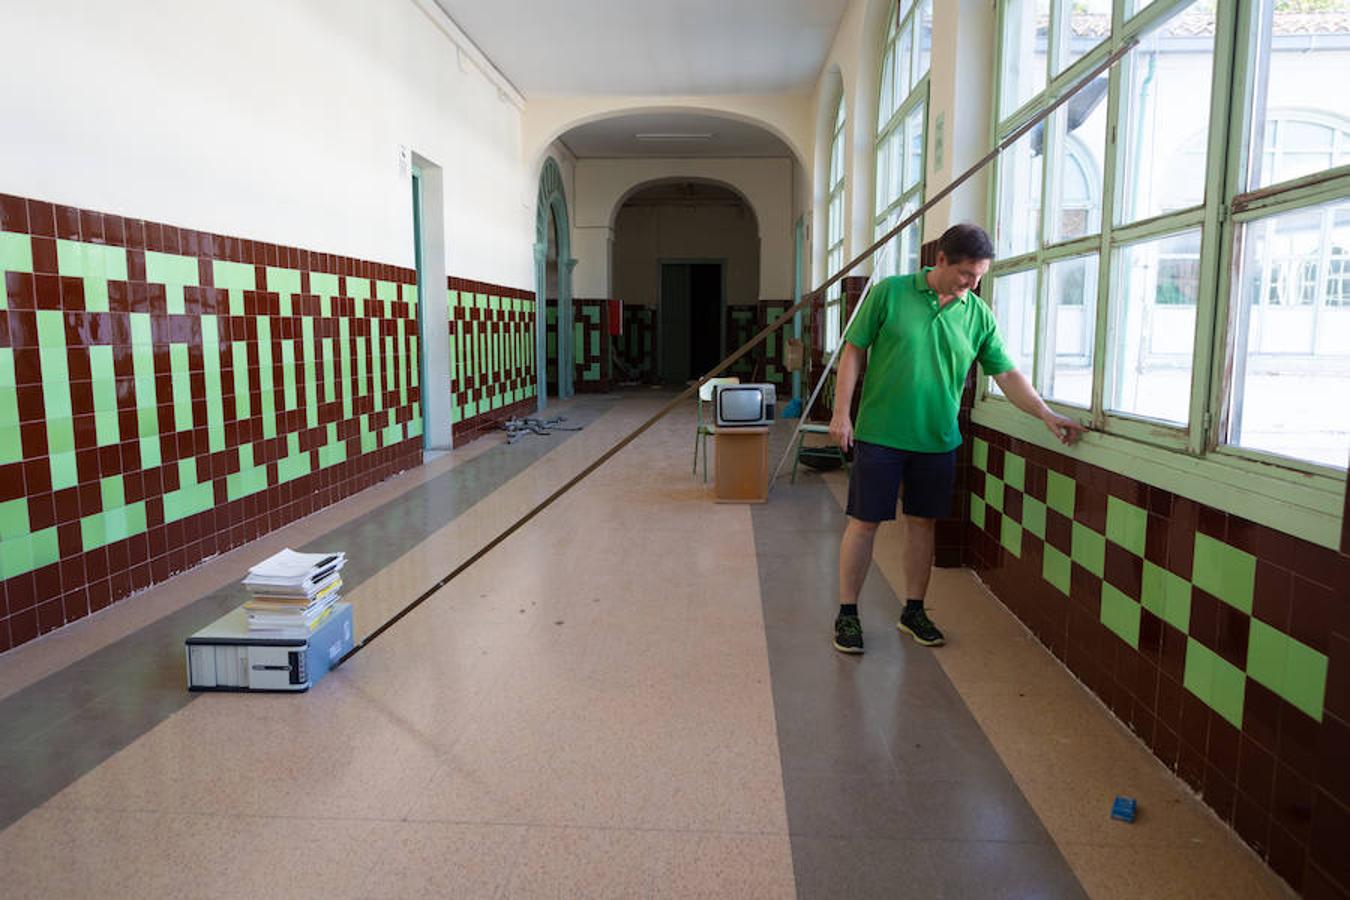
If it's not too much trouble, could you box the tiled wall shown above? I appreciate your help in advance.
[616,306,656,382]
[965,424,1350,897]
[0,193,423,654]
[572,299,611,393]
[725,305,759,382]
[757,299,793,396]
[448,278,536,442]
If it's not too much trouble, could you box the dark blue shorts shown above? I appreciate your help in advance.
[845,440,957,522]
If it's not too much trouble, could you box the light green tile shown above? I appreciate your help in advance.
[1022,496,1046,539]
[1106,496,1147,557]
[0,497,29,540]
[232,343,251,419]
[0,532,34,579]
[1046,470,1075,518]
[268,267,301,316]
[1185,638,1245,728]
[972,437,989,471]
[1192,533,1255,614]
[145,251,198,315]
[281,340,297,411]
[1044,545,1071,596]
[213,260,255,316]
[170,343,192,431]
[0,231,34,309]
[130,314,160,468]
[985,475,1004,512]
[1000,516,1023,557]
[1101,584,1141,648]
[1283,639,1329,722]
[100,475,124,510]
[1141,560,1192,632]
[162,458,214,523]
[257,317,275,439]
[201,317,224,451]
[89,345,120,446]
[1003,453,1025,491]
[339,318,352,419]
[1071,521,1105,577]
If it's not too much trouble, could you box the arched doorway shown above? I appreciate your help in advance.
[611,180,760,385]
[535,157,573,404]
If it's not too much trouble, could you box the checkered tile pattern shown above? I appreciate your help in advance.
[572,299,610,392]
[448,278,536,442]
[0,192,422,652]
[965,423,1350,893]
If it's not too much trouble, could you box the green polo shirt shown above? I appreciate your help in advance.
[844,269,1015,453]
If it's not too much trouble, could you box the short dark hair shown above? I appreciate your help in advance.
[936,223,994,264]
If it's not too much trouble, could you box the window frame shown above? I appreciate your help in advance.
[979,0,1349,550]
[874,0,933,280]
[825,94,847,351]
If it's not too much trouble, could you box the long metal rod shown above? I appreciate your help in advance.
[768,38,1137,489]
[336,39,1137,666]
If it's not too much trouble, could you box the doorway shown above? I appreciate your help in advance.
[660,261,724,384]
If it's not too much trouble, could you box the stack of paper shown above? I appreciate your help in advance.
[242,549,346,638]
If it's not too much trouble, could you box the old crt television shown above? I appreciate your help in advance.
[714,383,776,427]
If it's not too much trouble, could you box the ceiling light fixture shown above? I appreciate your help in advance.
[634,133,715,142]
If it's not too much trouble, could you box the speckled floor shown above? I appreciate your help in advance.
[0,392,1293,898]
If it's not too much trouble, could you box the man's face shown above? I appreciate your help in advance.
[933,252,991,297]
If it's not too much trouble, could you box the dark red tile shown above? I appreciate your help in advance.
[1290,575,1336,653]
[0,193,29,232]
[1213,602,1250,669]
[1274,763,1316,841]
[1308,791,1350,892]
[1268,823,1308,894]
[1329,635,1350,723]
[27,200,55,238]
[1254,560,1293,630]
[1317,713,1350,812]
[1239,733,1278,807]
[1103,542,1143,599]
[1234,792,1272,857]
[54,205,81,240]
[1282,702,1322,781]
[1204,764,1238,823]
[1292,539,1349,591]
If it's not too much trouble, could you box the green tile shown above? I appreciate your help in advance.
[281,340,297,411]
[100,476,124,510]
[232,343,251,419]
[145,251,198,315]
[0,232,34,308]
[170,344,192,431]
[1071,521,1105,577]
[0,532,34,579]
[1022,496,1046,539]
[89,345,120,446]
[1283,639,1329,722]
[201,317,224,452]
[972,437,988,471]
[1044,545,1071,596]
[267,268,301,317]
[1003,454,1025,491]
[339,319,353,419]
[1106,496,1147,557]
[1100,584,1141,648]
[1141,560,1192,632]
[1046,470,1075,518]
[985,475,1004,512]
[0,497,29,541]
[1000,516,1023,557]
[213,260,255,315]
[1185,638,1245,728]
[1192,533,1255,614]
[257,318,275,439]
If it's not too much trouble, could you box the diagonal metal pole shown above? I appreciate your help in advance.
[335,38,1137,665]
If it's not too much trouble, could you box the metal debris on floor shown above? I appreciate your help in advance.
[501,415,584,444]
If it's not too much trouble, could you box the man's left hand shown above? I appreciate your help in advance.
[1043,413,1088,446]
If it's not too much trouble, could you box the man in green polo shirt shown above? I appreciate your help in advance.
[830,223,1085,653]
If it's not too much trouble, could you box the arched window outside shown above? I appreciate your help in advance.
[874,0,932,280]
[825,94,847,351]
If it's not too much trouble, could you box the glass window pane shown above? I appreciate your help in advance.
[1000,0,1051,120]
[917,0,933,78]
[990,269,1038,382]
[1045,254,1098,407]
[1057,0,1111,75]
[995,140,1043,258]
[897,25,914,98]
[904,104,926,191]
[1106,230,1200,425]
[1117,1,1217,224]
[1049,79,1108,243]
[1248,0,1350,190]
[1228,199,1350,468]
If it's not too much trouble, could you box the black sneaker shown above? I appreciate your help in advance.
[833,614,864,654]
[897,607,946,647]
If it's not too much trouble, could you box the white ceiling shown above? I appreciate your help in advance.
[559,112,793,158]
[432,0,850,95]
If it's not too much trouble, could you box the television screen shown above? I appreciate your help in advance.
[715,384,775,427]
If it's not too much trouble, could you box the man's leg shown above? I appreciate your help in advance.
[839,516,881,607]
[900,514,936,601]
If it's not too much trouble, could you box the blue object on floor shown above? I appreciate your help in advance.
[781,397,803,419]
[1111,796,1137,823]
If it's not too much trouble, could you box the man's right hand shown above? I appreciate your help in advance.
[829,412,854,453]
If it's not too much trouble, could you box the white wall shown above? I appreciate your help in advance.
[572,158,795,300]
[0,0,536,290]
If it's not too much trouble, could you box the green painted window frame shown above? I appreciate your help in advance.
[981,0,1350,550]
[874,0,933,280]
[825,94,848,351]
